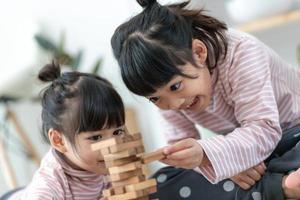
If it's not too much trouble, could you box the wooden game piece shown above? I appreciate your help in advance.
[104,149,137,161]
[91,137,124,151]
[130,186,156,199]
[103,188,114,197]
[131,133,142,140]
[100,147,110,155]
[136,146,145,154]
[92,132,158,200]
[109,139,143,153]
[122,133,141,142]
[105,156,139,167]
[111,175,145,187]
[109,169,143,182]
[134,196,149,200]
[140,149,165,164]
[108,161,142,174]
[113,186,126,195]
[146,186,157,194]
[125,179,157,192]
[107,190,146,200]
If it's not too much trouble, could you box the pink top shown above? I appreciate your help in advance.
[160,29,300,183]
[10,148,109,200]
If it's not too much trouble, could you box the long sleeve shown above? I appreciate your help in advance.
[160,109,200,144]
[198,36,282,183]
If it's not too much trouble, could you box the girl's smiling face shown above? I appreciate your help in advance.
[62,126,126,175]
[147,63,212,112]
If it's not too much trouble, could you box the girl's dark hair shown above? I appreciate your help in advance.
[111,0,227,96]
[38,61,125,147]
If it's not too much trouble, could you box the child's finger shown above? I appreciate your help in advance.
[231,176,251,190]
[161,157,196,169]
[253,162,266,175]
[239,181,251,190]
[160,158,178,166]
[246,168,261,181]
[163,138,194,155]
[166,147,193,160]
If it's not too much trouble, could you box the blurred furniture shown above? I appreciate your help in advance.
[238,9,300,32]
[0,98,40,189]
[0,187,24,200]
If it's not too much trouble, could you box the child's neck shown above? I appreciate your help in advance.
[55,149,85,171]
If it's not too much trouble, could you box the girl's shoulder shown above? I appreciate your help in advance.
[225,29,262,51]
[219,29,266,68]
[10,149,69,199]
[26,148,67,187]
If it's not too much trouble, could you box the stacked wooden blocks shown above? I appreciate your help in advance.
[91,133,164,200]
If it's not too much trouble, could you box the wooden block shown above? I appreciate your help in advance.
[125,179,157,192]
[123,133,142,142]
[107,190,145,200]
[103,188,114,197]
[128,186,156,199]
[104,149,137,161]
[109,169,143,182]
[146,185,157,194]
[108,161,142,174]
[141,165,150,177]
[131,133,142,140]
[140,149,165,164]
[105,156,139,167]
[136,146,145,154]
[111,175,145,187]
[101,147,110,155]
[134,196,149,200]
[113,186,126,195]
[109,139,143,153]
[91,137,124,151]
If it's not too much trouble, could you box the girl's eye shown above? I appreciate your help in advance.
[170,82,181,91]
[113,129,125,136]
[149,96,160,103]
[88,135,103,141]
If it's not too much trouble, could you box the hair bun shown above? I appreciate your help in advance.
[136,0,156,8]
[38,61,61,82]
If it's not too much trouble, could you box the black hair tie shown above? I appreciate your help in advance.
[136,0,156,9]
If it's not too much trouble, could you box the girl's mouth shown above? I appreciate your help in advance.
[186,96,199,109]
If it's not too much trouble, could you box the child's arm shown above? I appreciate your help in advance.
[197,37,282,183]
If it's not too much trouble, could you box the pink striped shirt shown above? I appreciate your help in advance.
[160,29,300,183]
[10,148,109,200]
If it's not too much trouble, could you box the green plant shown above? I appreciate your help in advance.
[34,32,102,74]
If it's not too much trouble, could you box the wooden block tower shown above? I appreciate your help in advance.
[91,133,165,200]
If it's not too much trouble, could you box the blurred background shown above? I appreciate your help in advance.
[0,0,300,195]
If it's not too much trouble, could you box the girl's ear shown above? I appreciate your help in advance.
[48,128,67,153]
[192,39,208,65]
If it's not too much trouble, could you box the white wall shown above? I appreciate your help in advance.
[0,0,300,195]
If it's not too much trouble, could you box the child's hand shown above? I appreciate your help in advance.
[99,197,107,200]
[230,162,266,190]
[161,138,204,169]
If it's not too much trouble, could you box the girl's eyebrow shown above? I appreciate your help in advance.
[167,77,182,86]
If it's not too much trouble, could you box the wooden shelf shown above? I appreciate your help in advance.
[237,10,300,32]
